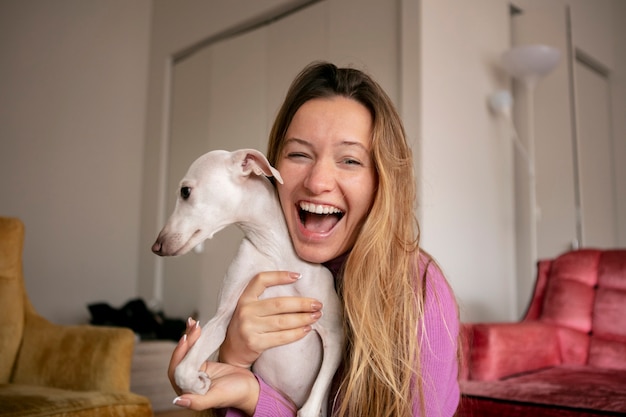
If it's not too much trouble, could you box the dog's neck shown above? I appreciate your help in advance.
[236,177,296,263]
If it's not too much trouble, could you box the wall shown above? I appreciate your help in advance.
[418,0,517,320]
[1,0,623,325]
[0,0,151,324]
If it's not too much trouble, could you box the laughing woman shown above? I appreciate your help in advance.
[168,61,460,417]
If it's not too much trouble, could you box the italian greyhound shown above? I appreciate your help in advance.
[152,149,343,417]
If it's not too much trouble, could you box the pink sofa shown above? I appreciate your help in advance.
[459,249,626,416]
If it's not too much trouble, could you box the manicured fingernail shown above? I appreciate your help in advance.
[173,397,191,408]
[187,317,194,328]
[290,272,302,280]
[311,310,322,319]
[195,320,200,328]
[179,333,187,344]
[311,301,322,311]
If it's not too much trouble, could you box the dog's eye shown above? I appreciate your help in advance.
[180,186,191,200]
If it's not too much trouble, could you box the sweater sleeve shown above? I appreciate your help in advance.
[414,258,460,416]
[222,375,297,417]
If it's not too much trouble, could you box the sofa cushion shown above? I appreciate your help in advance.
[541,279,594,333]
[550,250,601,286]
[460,364,626,414]
[556,327,589,365]
[0,383,152,417]
[467,322,561,381]
[588,337,626,371]
[592,287,626,343]
[540,250,602,333]
[12,314,136,392]
[598,250,626,290]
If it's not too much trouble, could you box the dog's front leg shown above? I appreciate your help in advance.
[174,311,232,395]
[173,247,257,395]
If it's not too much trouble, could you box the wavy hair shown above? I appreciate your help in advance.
[267,61,423,416]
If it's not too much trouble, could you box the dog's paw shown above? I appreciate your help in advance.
[191,371,212,395]
[175,367,212,395]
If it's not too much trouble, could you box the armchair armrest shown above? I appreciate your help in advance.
[463,321,561,381]
[12,312,136,392]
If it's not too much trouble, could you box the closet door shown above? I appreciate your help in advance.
[161,45,213,320]
[196,27,270,321]
[575,59,618,247]
[162,3,327,321]
[163,28,268,320]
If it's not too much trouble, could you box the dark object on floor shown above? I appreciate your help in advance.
[88,298,186,341]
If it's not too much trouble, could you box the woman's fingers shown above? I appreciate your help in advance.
[187,318,202,341]
[238,270,302,302]
[239,271,323,324]
[219,271,324,368]
[239,296,322,329]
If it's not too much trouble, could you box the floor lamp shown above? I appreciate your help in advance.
[493,44,561,267]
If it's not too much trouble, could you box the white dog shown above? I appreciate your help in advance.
[152,149,344,417]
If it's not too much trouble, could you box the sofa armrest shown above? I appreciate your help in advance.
[463,321,562,381]
[12,313,136,392]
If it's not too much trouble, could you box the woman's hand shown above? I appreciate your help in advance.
[219,271,324,368]
[168,318,260,414]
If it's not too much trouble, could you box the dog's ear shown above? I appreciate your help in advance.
[234,149,284,184]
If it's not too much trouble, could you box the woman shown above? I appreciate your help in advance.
[169,61,460,416]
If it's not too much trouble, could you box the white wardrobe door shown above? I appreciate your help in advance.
[575,60,618,248]
[163,4,326,321]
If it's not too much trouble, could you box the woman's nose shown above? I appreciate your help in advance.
[303,160,335,194]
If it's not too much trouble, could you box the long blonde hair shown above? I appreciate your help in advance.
[268,61,424,416]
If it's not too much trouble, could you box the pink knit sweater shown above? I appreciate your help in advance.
[224,254,460,416]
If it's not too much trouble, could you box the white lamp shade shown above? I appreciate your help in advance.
[501,44,561,83]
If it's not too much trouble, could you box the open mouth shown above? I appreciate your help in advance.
[298,201,344,233]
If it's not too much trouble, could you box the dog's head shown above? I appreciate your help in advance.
[152,149,283,256]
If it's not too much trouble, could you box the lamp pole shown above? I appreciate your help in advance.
[498,44,560,316]
[525,78,538,270]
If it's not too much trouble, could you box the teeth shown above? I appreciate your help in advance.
[300,202,343,215]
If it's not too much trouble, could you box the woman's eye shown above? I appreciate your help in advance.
[342,158,362,166]
[287,152,310,159]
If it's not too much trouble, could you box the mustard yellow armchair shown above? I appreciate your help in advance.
[0,217,152,416]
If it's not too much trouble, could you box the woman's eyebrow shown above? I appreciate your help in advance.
[284,137,370,153]
[337,140,369,151]
[283,138,312,148]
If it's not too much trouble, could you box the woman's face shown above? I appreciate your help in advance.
[276,96,377,264]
